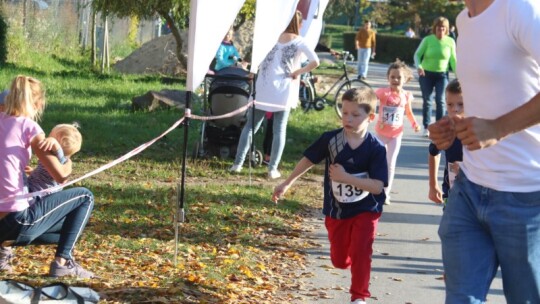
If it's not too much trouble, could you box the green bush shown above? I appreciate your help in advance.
[343,32,421,65]
[0,14,7,66]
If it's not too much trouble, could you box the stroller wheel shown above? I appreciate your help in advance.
[250,150,264,167]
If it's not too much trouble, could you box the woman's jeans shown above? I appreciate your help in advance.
[439,172,540,303]
[419,71,448,128]
[0,187,94,261]
[234,107,290,172]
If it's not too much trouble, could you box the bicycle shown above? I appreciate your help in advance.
[300,51,371,118]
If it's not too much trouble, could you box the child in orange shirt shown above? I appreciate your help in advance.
[375,60,420,204]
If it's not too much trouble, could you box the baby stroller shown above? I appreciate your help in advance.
[193,66,263,166]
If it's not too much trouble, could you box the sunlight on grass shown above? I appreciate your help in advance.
[0,52,341,303]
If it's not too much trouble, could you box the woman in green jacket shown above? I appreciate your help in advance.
[414,16,457,137]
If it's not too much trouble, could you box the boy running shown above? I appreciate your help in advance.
[272,87,388,304]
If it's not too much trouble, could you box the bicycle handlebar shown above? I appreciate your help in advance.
[340,51,355,65]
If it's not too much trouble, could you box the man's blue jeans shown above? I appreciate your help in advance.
[0,187,94,260]
[439,172,540,303]
[233,107,290,172]
[419,71,448,128]
[357,48,371,78]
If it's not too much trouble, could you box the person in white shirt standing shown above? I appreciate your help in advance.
[428,0,540,303]
[229,10,319,179]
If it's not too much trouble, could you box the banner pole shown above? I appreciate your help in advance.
[175,90,191,266]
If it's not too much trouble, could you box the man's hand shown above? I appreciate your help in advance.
[454,116,500,150]
[428,116,457,150]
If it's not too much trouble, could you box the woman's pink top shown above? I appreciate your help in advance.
[375,87,418,138]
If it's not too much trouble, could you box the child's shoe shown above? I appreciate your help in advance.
[351,299,367,304]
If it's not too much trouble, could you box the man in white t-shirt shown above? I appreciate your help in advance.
[428,0,540,303]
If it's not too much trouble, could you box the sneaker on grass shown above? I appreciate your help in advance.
[229,164,242,173]
[0,246,14,273]
[49,259,94,279]
[268,170,281,179]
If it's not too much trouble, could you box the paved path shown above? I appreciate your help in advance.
[292,62,505,304]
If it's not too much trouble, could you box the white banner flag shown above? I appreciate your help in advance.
[250,0,300,73]
[186,0,246,91]
[300,0,329,51]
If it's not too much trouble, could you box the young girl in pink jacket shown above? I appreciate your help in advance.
[375,60,421,204]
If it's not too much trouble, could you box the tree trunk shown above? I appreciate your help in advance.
[159,10,187,70]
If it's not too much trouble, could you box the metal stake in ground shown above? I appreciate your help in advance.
[175,91,191,266]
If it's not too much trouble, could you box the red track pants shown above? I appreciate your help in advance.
[325,211,381,301]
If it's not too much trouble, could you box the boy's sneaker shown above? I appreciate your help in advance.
[0,246,14,273]
[384,199,391,205]
[351,299,367,304]
[423,129,430,137]
[268,170,281,179]
[49,259,94,279]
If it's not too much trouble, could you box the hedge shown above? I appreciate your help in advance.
[343,32,421,66]
[0,13,6,66]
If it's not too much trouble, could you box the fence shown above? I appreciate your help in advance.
[1,0,161,61]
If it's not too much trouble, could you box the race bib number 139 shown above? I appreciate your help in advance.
[331,172,370,203]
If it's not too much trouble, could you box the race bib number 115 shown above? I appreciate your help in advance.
[382,106,404,126]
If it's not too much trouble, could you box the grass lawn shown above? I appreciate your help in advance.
[0,52,343,303]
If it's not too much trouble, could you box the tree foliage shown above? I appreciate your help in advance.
[325,0,464,30]
[92,0,189,68]
[370,0,464,30]
[325,0,364,25]
[92,0,256,71]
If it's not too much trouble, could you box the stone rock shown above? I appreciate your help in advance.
[114,33,188,76]
[132,89,188,111]
[114,21,254,76]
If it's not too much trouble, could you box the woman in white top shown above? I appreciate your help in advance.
[230,10,319,179]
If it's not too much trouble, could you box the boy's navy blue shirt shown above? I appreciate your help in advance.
[303,128,388,219]
[428,138,463,198]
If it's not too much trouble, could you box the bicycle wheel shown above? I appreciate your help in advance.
[334,79,371,118]
[299,79,315,113]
